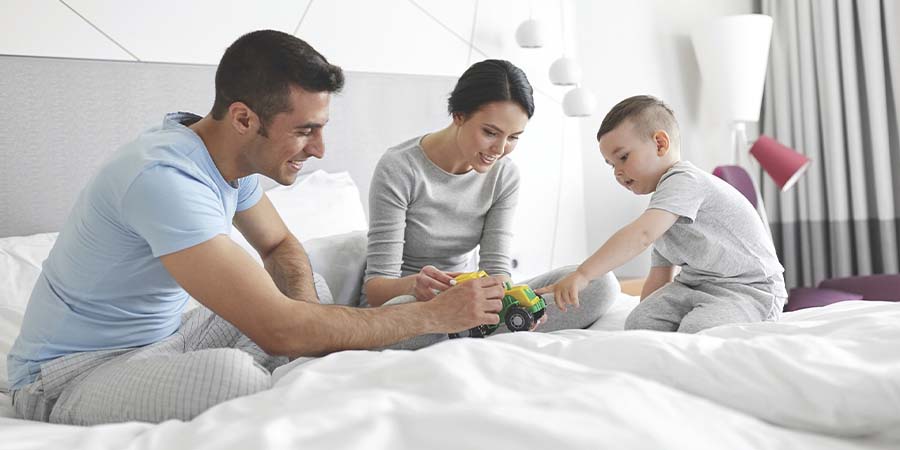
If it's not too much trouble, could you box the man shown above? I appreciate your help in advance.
[7,30,504,425]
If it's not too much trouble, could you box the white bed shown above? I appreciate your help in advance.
[2,56,899,449]
[2,174,900,449]
[1,299,899,449]
[2,165,899,450]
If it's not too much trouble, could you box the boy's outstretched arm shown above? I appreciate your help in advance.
[536,208,678,311]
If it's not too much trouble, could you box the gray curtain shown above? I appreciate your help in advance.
[760,0,900,289]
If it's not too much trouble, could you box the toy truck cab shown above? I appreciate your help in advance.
[448,271,546,338]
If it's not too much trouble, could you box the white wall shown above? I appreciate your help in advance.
[0,0,755,280]
[574,0,755,277]
[0,0,585,281]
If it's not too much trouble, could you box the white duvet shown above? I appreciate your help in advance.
[1,300,899,450]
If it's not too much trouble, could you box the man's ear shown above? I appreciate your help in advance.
[227,102,258,135]
[654,130,671,156]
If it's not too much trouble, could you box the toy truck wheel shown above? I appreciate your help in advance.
[505,307,534,332]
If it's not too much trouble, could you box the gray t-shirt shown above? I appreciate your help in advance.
[648,161,787,297]
[364,136,520,284]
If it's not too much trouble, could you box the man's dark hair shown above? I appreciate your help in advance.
[211,30,344,135]
[596,95,680,147]
[448,59,535,119]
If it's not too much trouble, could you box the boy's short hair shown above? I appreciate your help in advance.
[596,95,680,148]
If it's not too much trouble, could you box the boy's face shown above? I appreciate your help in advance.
[598,120,675,195]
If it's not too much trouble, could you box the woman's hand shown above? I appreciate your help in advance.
[535,271,589,312]
[410,265,456,301]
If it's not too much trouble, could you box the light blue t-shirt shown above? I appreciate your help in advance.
[7,112,262,390]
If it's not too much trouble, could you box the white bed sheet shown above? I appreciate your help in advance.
[1,300,898,450]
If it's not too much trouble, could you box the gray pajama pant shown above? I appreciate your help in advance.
[382,265,620,350]
[11,273,333,425]
[624,279,784,333]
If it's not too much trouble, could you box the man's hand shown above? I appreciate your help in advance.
[411,265,457,301]
[426,276,505,333]
[535,271,590,312]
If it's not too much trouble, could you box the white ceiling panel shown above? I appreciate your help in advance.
[64,0,310,64]
[0,0,133,60]
[298,0,475,76]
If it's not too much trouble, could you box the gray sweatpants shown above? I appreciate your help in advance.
[383,265,620,350]
[11,273,333,425]
[624,280,784,333]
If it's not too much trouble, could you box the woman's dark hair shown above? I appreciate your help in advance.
[211,30,344,135]
[448,59,535,119]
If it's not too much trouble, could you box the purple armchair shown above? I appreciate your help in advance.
[712,165,900,312]
[785,274,900,311]
[712,165,758,208]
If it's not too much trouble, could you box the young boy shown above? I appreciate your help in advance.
[536,95,786,333]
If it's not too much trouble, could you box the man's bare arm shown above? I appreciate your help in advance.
[160,235,504,358]
[233,194,318,302]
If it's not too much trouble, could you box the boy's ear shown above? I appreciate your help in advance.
[654,130,671,156]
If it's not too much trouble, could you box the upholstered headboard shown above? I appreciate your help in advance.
[0,55,455,237]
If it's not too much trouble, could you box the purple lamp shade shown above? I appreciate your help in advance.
[749,135,811,191]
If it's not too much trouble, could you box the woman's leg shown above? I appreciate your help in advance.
[514,265,620,332]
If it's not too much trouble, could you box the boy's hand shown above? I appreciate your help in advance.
[535,271,589,312]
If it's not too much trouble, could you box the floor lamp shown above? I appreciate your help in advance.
[692,14,810,223]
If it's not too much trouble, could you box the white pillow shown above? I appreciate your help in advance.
[304,231,368,307]
[0,232,57,392]
[0,232,57,311]
[0,306,24,393]
[230,170,367,259]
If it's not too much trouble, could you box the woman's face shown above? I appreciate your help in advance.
[453,101,529,173]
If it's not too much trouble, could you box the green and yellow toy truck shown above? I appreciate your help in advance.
[448,271,547,338]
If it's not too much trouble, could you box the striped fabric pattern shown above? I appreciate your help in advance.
[760,0,900,288]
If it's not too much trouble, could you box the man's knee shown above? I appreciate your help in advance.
[203,349,272,403]
[149,349,271,422]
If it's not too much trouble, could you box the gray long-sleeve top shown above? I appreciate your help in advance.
[364,136,520,284]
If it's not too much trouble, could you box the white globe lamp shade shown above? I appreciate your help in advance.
[691,14,773,122]
[549,57,581,85]
[515,19,545,48]
[562,87,596,117]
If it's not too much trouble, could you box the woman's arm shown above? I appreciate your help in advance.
[363,155,413,306]
[365,266,456,306]
[478,162,520,280]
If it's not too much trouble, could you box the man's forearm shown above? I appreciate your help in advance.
[263,235,319,303]
[275,300,435,357]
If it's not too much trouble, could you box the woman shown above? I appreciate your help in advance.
[362,59,618,344]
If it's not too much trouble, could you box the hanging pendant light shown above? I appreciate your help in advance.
[549,57,581,85]
[562,86,596,117]
[515,19,545,48]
